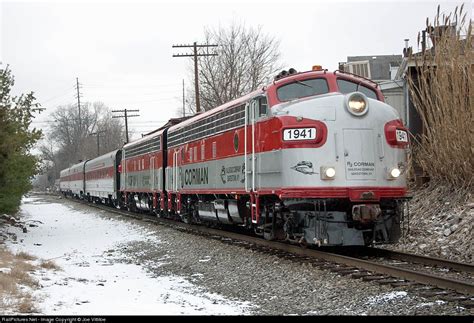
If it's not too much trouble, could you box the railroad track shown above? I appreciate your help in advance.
[59,195,474,307]
[342,246,474,273]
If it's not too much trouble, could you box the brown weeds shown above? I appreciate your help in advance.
[407,4,473,189]
[0,246,40,313]
[10,266,39,288]
[18,295,38,313]
[16,251,36,261]
[40,260,60,271]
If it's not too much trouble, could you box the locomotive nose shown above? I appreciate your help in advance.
[342,129,377,180]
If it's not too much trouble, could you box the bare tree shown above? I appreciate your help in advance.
[180,23,282,115]
[40,102,126,185]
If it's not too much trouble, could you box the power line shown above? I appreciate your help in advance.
[112,109,140,144]
[172,42,218,113]
[83,89,182,96]
[83,83,182,89]
[40,86,76,105]
[128,120,168,124]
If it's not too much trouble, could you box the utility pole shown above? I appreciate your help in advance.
[89,130,106,156]
[75,77,82,135]
[112,109,140,143]
[172,42,218,113]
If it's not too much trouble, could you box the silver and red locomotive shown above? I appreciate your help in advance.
[60,67,409,246]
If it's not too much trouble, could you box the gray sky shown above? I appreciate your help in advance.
[1,0,471,140]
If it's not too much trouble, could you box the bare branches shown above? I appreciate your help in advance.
[40,102,126,184]
[182,22,282,115]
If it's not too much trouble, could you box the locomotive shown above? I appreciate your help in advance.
[60,67,409,247]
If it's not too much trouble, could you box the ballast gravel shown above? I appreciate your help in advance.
[64,197,472,315]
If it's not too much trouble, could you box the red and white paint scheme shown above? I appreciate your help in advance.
[164,68,409,245]
[59,160,88,198]
[60,67,410,246]
[120,130,165,212]
[59,169,69,193]
[84,150,121,204]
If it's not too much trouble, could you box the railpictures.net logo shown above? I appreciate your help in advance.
[1,318,106,323]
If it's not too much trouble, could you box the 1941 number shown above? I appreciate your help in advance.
[283,128,317,141]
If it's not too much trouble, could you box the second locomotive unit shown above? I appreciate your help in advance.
[60,67,409,247]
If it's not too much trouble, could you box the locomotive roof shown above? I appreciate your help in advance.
[123,128,165,149]
[167,69,379,133]
[271,69,379,89]
[167,88,264,133]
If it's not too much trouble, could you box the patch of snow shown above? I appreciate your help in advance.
[4,198,254,315]
[365,291,408,305]
[198,256,212,262]
[416,300,447,308]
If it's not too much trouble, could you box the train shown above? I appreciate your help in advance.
[60,67,410,247]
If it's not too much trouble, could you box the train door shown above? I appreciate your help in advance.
[150,156,155,191]
[244,101,256,193]
[115,150,122,192]
[150,155,157,210]
[246,96,268,191]
[245,100,260,224]
[121,151,127,192]
[172,148,181,192]
[246,96,269,224]
[169,147,182,212]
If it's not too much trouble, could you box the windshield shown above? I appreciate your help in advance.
[336,79,378,100]
[277,78,329,102]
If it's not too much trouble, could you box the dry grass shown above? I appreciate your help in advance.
[0,246,62,314]
[0,274,16,292]
[16,251,36,261]
[40,260,60,271]
[18,295,37,313]
[407,4,473,189]
[0,246,41,314]
[10,266,39,288]
[0,248,14,264]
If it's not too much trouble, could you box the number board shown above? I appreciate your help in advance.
[396,129,408,142]
[283,128,317,141]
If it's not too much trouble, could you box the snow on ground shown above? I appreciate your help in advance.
[4,196,253,315]
[365,291,408,305]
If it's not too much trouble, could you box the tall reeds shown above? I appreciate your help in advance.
[407,4,473,189]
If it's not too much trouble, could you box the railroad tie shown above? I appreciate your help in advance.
[376,278,405,285]
[338,269,361,276]
[362,275,387,281]
[459,300,474,309]
[419,290,451,297]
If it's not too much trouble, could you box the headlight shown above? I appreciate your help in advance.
[346,92,368,116]
[321,166,336,180]
[389,168,401,179]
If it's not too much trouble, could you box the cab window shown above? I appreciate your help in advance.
[336,79,378,100]
[277,78,329,102]
[258,96,268,117]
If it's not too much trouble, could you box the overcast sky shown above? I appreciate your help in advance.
[1,0,471,140]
